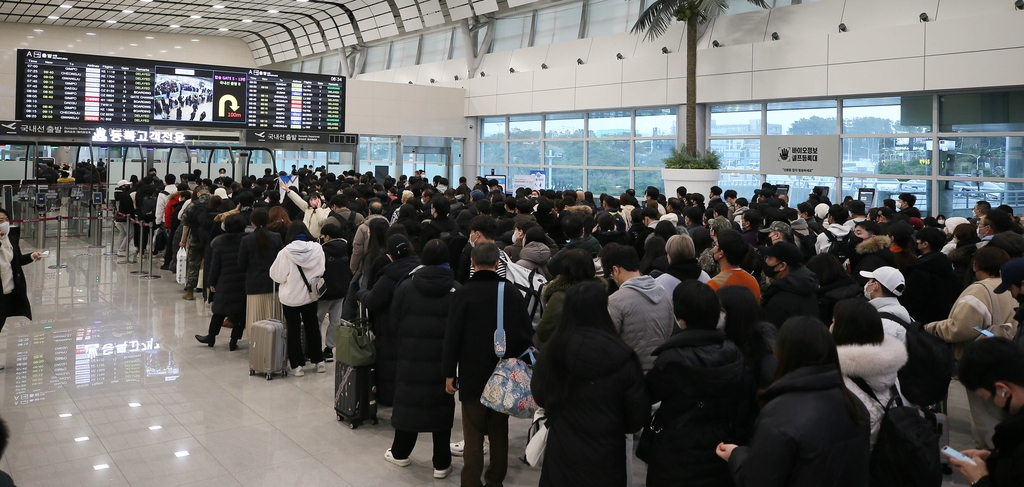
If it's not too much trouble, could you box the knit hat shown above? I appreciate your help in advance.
[470,190,486,201]
[944,216,969,234]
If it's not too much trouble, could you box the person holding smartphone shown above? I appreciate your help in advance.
[0,208,44,369]
[950,338,1024,487]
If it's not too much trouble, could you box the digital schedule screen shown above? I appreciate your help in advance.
[15,49,346,131]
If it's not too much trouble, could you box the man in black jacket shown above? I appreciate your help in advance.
[420,196,459,244]
[901,227,957,324]
[759,242,820,328]
[317,224,351,363]
[953,338,1024,487]
[443,243,533,487]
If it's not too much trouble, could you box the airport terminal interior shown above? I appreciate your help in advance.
[2,0,1024,485]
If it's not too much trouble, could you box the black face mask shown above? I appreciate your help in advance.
[763,262,781,279]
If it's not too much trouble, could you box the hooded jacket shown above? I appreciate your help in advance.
[837,335,909,448]
[653,258,705,297]
[901,251,957,325]
[988,231,1024,259]
[950,237,981,292]
[532,327,649,487]
[728,364,871,487]
[350,214,388,273]
[851,236,895,284]
[869,297,910,344]
[789,218,811,237]
[320,238,351,301]
[516,241,552,279]
[608,275,676,372]
[535,276,607,344]
[815,223,852,255]
[269,240,326,307]
[390,265,459,432]
[645,329,745,487]
[547,235,603,276]
[761,266,820,328]
[925,277,1019,359]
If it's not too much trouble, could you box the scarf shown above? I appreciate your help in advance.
[890,244,904,254]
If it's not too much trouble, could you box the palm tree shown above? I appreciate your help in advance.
[632,0,769,157]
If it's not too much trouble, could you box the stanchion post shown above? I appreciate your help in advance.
[35,212,45,249]
[141,221,161,280]
[48,215,67,269]
[104,208,117,256]
[130,220,149,275]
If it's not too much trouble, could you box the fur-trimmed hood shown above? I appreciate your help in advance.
[836,334,907,392]
[563,205,594,218]
[856,235,891,255]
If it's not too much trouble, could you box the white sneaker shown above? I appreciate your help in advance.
[316,362,326,373]
[450,438,488,457]
[291,366,305,377]
[384,449,411,467]
[433,465,453,479]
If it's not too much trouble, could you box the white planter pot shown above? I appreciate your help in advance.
[661,168,721,198]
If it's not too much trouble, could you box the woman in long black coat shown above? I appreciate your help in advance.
[385,239,460,478]
[238,208,284,331]
[0,213,43,344]
[195,213,248,350]
[357,234,420,407]
[531,281,650,487]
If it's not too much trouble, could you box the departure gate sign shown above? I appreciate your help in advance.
[15,50,346,132]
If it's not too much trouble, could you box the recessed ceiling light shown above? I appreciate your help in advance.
[174,451,190,457]
[145,36,154,39]
[86,32,95,35]
[59,413,72,418]
[190,15,201,18]
[267,9,278,13]
[26,36,34,39]
[48,16,60,19]
[242,19,252,22]
[129,43,137,46]
[93,464,109,470]
[149,425,162,430]
[69,44,74,47]
[169,24,179,28]
[122,10,134,14]
[174,46,181,49]
[146,54,152,56]
[159,50,167,52]
[128,402,141,407]
[212,5,224,8]
[218,27,229,31]
[191,39,200,41]
[34,29,43,32]
[74,436,89,442]
[297,0,309,2]
[60,4,73,8]
[106,20,117,23]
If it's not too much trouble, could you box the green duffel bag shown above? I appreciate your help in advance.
[336,320,376,367]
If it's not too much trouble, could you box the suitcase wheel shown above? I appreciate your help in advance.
[370,418,378,425]
[349,422,358,430]
[337,413,342,422]
[267,373,273,380]
[249,369,255,376]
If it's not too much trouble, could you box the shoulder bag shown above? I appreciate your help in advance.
[296,264,327,302]
[480,281,539,419]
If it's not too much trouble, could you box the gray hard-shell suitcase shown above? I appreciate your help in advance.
[334,361,378,428]
[249,292,288,380]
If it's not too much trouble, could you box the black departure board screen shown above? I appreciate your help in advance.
[15,50,346,131]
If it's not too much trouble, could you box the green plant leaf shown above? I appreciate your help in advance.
[663,145,721,169]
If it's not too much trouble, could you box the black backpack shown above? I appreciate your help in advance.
[824,230,852,263]
[434,220,468,278]
[878,312,955,406]
[851,379,942,487]
[329,210,358,258]
[797,231,818,264]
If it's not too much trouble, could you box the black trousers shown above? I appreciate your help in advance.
[282,302,323,368]
[391,429,452,470]
[207,312,244,341]
[0,291,13,333]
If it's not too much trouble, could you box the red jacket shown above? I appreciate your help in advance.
[164,194,181,230]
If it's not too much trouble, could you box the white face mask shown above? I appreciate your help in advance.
[513,231,523,244]
[716,311,727,330]
[937,219,945,226]
[469,232,477,247]
[863,282,873,300]
[0,221,8,236]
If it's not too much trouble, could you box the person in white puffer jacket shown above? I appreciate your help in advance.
[831,299,909,449]
[270,221,327,377]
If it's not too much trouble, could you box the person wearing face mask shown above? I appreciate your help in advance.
[758,242,820,328]
[858,266,910,344]
[418,195,459,245]
[279,180,330,239]
[547,215,602,277]
[926,246,1017,448]
[950,338,1024,487]
[504,221,558,262]
[0,208,44,369]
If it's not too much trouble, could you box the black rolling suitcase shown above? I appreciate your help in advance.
[334,362,378,429]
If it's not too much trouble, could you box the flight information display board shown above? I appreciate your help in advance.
[15,49,346,131]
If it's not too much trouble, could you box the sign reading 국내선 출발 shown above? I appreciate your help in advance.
[760,135,841,177]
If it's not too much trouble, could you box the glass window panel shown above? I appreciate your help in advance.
[588,140,630,167]
[481,142,506,165]
[586,0,641,38]
[634,170,665,195]
[533,2,583,47]
[453,25,488,58]
[544,141,583,166]
[766,175,838,202]
[844,178,931,215]
[301,59,320,73]
[362,44,389,73]
[509,141,541,166]
[937,136,1024,178]
[717,173,762,199]
[389,37,419,69]
[419,30,451,64]
[635,108,677,137]
[491,14,531,53]
[587,169,630,195]
[710,104,765,136]
[940,91,1024,132]
[842,137,932,176]
[320,54,340,75]
[509,115,541,139]
[634,139,675,168]
[480,166,505,177]
[549,167,583,191]
[710,138,760,171]
[588,111,632,138]
[767,100,838,135]
[290,62,302,72]
[481,117,507,139]
[842,96,932,134]
[545,113,585,138]
[938,179,1009,219]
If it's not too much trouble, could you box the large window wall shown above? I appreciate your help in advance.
[479,108,677,194]
[712,90,1024,218]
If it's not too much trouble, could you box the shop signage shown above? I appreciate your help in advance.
[760,135,841,177]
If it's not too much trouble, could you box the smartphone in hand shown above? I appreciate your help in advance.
[941,446,977,466]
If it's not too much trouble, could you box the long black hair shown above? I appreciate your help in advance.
[250,207,271,256]
[718,285,768,355]
[285,221,311,243]
[774,316,867,425]
[533,282,621,414]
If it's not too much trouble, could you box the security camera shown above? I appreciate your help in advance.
[919,12,929,22]
[480,71,486,77]
[616,53,623,60]
[771,32,779,41]
[661,47,669,54]
[454,75,460,81]
[541,63,548,69]
[429,78,435,83]
[712,40,721,48]
[838,23,847,32]
[576,58,584,65]
[1016,0,1023,10]
[509,67,515,73]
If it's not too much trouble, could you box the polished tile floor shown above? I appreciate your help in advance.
[0,235,974,486]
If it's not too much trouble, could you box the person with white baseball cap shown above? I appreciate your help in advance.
[860,266,910,344]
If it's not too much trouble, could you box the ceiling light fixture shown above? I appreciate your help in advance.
[919,12,930,22]
[169,24,180,28]
[130,43,137,46]
[838,23,848,32]
[213,5,224,9]
[106,20,117,23]
[94,464,109,471]
[242,19,252,22]
[34,29,43,32]
[59,413,72,418]
[48,16,60,19]
[60,4,73,8]
[145,36,154,39]
[268,9,279,13]
[218,27,229,31]
[128,402,141,407]
[122,10,134,14]
[191,39,200,41]
[174,451,190,457]
[149,425,162,430]
[174,46,182,49]
[86,32,96,35]
[75,436,89,442]
[27,36,34,39]
[190,15,202,18]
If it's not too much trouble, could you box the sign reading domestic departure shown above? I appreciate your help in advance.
[15,50,345,132]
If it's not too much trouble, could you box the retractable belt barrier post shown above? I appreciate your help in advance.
[48,215,67,269]
[140,221,160,281]
[129,218,148,275]
[104,208,118,256]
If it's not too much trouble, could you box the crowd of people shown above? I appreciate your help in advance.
[78,169,1024,486]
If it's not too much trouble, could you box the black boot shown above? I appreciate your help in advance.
[229,339,238,351]
[195,334,215,347]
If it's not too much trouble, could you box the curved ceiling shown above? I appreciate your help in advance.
[0,0,519,65]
